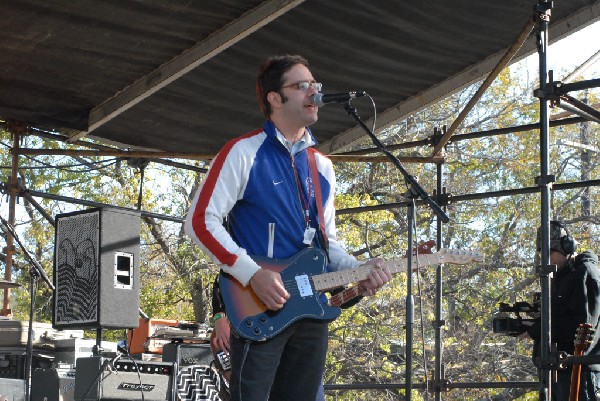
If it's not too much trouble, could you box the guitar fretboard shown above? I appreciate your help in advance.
[328,285,364,307]
[312,253,443,291]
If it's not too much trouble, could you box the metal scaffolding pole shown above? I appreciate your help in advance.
[534,2,554,400]
[433,163,446,401]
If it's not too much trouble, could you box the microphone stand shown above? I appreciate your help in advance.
[0,215,54,401]
[341,102,449,401]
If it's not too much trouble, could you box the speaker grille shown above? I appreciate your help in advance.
[55,210,100,325]
[54,208,141,329]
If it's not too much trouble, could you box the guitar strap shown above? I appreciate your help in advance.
[307,149,330,262]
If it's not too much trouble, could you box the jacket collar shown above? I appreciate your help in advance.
[263,120,317,148]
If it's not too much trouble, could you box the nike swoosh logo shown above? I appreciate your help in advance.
[273,180,284,185]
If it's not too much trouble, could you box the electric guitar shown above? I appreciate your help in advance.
[328,240,436,308]
[220,246,483,341]
[569,323,594,401]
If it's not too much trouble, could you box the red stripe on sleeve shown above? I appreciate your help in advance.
[189,129,262,266]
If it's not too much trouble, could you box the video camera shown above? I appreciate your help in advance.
[492,293,540,336]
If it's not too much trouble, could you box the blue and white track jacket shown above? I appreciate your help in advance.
[185,120,360,286]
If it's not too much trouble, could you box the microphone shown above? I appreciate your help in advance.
[311,91,366,107]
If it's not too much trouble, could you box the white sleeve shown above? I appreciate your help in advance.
[184,137,263,286]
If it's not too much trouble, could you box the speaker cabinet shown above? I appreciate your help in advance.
[162,343,213,367]
[53,208,141,330]
[74,357,175,401]
[31,367,76,401]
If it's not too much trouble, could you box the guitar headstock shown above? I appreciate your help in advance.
[435,248,484,264]
[405,240,436,258]
[574,323,594,354]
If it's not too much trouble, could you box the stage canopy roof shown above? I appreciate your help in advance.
[1,0,599,156]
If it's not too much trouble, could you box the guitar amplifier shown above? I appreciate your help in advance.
[31,366,76,401]
[162,343,213,367]
[74,356,176,401]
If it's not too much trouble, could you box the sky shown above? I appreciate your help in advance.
[523,20,600,79]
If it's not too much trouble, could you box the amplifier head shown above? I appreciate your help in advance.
[162,343,213,367]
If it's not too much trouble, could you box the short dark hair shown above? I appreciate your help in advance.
[256,55,309,118]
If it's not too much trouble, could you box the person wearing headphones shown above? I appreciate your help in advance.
[525,220,600,400]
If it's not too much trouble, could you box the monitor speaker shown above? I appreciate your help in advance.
[53,208,141,330]
[74,357,175,401]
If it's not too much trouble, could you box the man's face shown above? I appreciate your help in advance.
[276,64,319,128]
[550,249,568,269]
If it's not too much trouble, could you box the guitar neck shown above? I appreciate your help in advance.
[570,359,583,401]
[312,253,442,291]
[328,285,365,307]
[570,323,593,401]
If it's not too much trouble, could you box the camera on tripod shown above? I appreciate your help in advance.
[492,293,540,336]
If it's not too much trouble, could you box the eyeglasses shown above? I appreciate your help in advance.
[280,81,322,92]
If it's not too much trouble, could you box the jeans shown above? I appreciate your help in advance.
[229,319,329,401]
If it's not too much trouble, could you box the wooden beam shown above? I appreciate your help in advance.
[73,0,306,142]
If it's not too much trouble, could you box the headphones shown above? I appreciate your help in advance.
[550,220,578,255]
